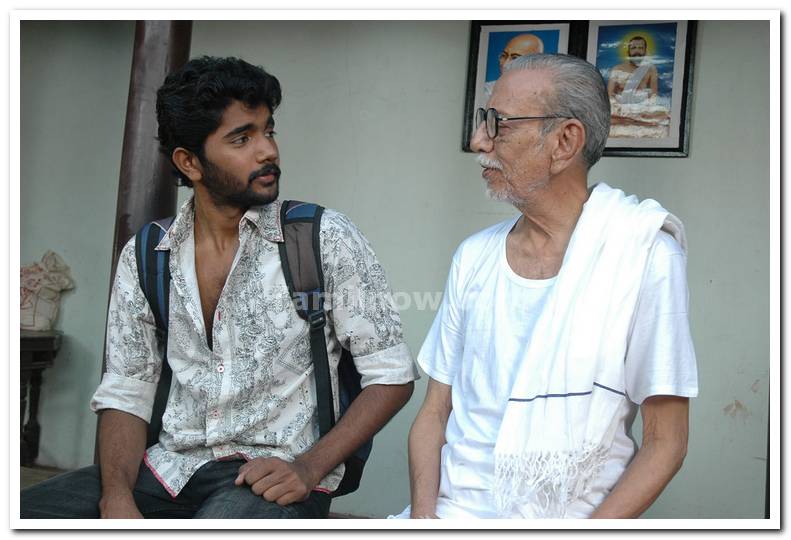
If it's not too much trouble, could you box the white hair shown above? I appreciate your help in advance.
[503,53,611,169]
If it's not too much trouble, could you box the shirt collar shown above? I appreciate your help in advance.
[155,196,284,251]
[242,199,284,242]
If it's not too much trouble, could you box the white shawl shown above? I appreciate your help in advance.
[620,63,652,104]
[493,182,687,517]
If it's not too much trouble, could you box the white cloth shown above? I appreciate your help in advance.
[20,250,75,331]
[393,183,697,519]
[91,197,418,496]
[493,183,684,518]
[620,63,652,104]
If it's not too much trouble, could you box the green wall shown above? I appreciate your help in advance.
[20,19,770,519]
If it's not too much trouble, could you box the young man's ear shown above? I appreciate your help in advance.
[171,148,204,183]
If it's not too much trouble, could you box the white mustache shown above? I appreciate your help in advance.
[476,154,503,170]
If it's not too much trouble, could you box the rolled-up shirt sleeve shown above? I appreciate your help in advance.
[320,210,418,387]
[90,237,162,422]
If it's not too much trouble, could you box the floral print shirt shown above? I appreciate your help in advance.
[91,197,417,496]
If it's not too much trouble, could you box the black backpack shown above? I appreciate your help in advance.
[133,200,371,497]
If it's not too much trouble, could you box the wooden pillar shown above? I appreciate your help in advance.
[110,20,192,278]
[96,20,192,461]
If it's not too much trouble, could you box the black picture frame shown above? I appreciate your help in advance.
[462,20,589,152]
[588,20,697,157]
[462,20,696,157]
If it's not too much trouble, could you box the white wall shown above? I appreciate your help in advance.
[20,20,135,469]
[20,19,769,519]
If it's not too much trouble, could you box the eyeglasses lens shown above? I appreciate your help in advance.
[485,109,497,139]
[475,108,485,133]
[475,108,499,139]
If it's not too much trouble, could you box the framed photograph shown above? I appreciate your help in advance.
[588,20,697,156]
[462,21,589,151]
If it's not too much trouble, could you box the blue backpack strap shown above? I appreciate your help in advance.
[278,201,370,497]
[134,216,174,448]
[278,201,334,437]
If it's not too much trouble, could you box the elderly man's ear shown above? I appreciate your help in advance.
[549,120,587,175]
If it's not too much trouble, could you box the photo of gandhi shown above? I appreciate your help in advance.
[483,33,544,98]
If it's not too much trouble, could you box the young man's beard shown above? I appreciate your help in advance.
[200,158,280,209]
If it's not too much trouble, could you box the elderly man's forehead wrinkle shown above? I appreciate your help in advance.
[491,69,555,114]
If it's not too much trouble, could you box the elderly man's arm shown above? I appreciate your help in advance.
[408,378,453,518]
[590,395,689,518]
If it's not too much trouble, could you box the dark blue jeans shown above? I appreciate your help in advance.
[20,459,331,519]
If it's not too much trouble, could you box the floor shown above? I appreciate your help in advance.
[20,465,66,490]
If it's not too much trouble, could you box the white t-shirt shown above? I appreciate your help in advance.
[402,215,698,519]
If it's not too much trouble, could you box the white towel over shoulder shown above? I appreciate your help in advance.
[493,182,686,517]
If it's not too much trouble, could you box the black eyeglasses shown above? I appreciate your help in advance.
[475,107,572,139]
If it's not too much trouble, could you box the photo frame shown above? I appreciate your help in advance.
[462,21,589,152]
[588,20,697,157]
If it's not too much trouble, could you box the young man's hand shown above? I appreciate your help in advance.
[235,457,319,506]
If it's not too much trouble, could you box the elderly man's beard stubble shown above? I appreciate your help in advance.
[476,154,548,206]
[477,154,511,202]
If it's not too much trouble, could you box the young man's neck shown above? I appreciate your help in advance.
[192,190,247,251]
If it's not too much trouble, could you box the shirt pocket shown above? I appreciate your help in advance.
[274,323,315,375]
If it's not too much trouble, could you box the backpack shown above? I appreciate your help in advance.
[133,200,371,497]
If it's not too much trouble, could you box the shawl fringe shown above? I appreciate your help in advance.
[493,444,610,517]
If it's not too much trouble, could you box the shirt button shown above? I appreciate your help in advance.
[217,364,225,373]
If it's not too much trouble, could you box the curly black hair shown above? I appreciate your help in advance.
[156,56,282,187]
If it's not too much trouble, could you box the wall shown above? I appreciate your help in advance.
[20,20,135,469]
[20,19,769,519]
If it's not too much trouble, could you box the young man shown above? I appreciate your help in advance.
[397,54,697,519]
[21,56,417,519]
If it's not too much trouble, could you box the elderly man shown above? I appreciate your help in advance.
[398,54,697,519]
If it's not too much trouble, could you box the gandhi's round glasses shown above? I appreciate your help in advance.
[475,107,572,139]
